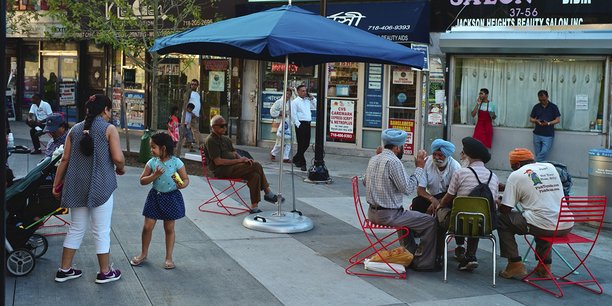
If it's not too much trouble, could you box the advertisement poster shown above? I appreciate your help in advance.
[388,118,415,155]
[208,71,225,92]
[111,87,123,127]
[364,63,383,128]
[124,90,145,130]
[329,99,355,141]
[5,90,15,121]
[427,104,443,125]
[392,67,413,85]
[261,91,283,121]
[410,43,429,71]
[59,82,76,106]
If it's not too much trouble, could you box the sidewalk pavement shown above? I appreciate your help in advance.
[5,120,611,306]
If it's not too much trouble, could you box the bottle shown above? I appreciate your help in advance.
[7,132,15,148]
[596,119,603,131]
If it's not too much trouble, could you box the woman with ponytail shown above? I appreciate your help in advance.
[52,94,126,284]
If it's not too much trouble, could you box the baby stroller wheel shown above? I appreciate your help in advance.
[6,249,36,276]
[26,234,48,258]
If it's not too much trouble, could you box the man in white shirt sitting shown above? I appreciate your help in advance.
[27,94,53,154]
[498,148,573,279]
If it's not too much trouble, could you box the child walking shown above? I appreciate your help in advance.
[131,132,189,269]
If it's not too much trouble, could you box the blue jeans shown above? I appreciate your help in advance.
[533,134,554,161]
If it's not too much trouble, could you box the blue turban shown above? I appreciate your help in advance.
[382,128,407,147]
[431,139,455,157]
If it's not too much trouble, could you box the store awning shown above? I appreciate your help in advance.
[440,25,612,55]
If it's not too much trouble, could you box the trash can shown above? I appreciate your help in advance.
[588,148,612,226]
[138,130,153,163]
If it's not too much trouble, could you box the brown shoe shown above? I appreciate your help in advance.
[499,261,527,279]
[270,154,276,161]
[534,263,552,278]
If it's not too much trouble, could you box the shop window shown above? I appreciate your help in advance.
[452,57,605,132]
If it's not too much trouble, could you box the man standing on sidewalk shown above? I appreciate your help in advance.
[184,79,202,150]
[529,90,560,161]
[291,85,311,171]
[364,128,438,271]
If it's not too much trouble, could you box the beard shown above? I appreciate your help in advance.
[460,157,470,168]
[396,151,404,160]
[434,158,448,167]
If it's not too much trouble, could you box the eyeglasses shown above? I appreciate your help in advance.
[214,124,227,128]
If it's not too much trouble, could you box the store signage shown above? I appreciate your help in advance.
[124,90,146,130]
[432,0,612,31]
[364,64,383,128]
[205,60,229,71]
[261,91,283,121]
[58,82,76,106]
[388,119,415,156]
[329,99,355,141]
[297,1,430,43]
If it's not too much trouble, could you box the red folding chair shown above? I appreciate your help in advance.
[522,196,607,298]
[198,148,251,216]
[39,208,70,236]
[345,176,410,279]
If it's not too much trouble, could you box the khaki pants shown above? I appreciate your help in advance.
[190,117,201,148]
[215,161,269,205]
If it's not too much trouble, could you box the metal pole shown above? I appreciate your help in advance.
[277,55,290,214]
[1,0,8,298]
[308,0,330,182]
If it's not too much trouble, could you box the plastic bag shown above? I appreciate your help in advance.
[369,247,414,267]
[364,259,406,274]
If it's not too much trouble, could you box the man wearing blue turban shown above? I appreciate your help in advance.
[364,129,439,271]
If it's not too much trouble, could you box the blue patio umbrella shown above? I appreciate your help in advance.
[150,5,424,68]
[150,5,425,233]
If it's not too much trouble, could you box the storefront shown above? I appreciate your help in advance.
[251,0,430,156]
[432,0,612,177]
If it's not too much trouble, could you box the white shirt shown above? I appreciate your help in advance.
[270,97,291,139]
[420,156,461,195]
[447,160,498,200]
[291,96,314,127]
[188,91,201,118]
[502,162,572,230]
[29,101,53,121]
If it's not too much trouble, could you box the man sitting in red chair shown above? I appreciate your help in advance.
[203,115,281,214]
[364,128,439,272]
[498,148,573,279]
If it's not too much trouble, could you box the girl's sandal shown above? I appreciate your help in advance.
[130,256,147,266]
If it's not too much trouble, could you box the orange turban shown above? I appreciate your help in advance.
[509,148,535,164]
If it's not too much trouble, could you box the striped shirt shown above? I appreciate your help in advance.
[447,160,498,200]
[365,149,425,209]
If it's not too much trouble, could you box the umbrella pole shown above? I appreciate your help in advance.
[277,55,291,214]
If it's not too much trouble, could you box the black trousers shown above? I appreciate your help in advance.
[27,121,45,150]
[293,121,311,166]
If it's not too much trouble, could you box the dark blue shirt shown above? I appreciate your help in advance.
[530,102,560,137]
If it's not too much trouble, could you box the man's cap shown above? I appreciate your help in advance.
[43,113,65,133]
[382,128,407,148]
[462,137,491,163]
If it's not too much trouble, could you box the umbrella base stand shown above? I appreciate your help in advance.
[306,160,331,183]
[242,211,314,233]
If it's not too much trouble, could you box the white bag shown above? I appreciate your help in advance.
[363,259,406,274]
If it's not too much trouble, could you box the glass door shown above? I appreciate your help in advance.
[388,66,418,156]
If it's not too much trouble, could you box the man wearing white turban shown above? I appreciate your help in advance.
[364,129,439,271]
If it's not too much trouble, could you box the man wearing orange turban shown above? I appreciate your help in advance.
[498,148,572,279]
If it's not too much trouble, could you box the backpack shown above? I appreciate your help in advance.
[467,167,497,230]
[542,160,573,196]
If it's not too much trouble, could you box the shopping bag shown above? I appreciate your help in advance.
[363,259,406,274]
[369,247,414,267]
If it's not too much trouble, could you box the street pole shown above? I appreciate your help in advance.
[1,0,8,299]
[308,0,331,182]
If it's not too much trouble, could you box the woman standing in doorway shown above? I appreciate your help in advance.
[471,88,496,148]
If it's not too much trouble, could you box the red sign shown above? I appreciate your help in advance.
[205,59,229,71]
[388,118,415,155]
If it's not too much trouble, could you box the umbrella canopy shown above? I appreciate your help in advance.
[150,5,424,68]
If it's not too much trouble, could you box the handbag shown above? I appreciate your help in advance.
[270,120,280,133]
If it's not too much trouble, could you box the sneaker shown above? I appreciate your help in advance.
[300,165,307,171]
[95,266,122,284]
[55,267,83,282]
[458,256,479,271]
[264,193,285,204]
[454,246,466,261]
[249,208,262,214]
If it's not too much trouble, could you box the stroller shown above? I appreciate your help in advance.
[5,154,63,276]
